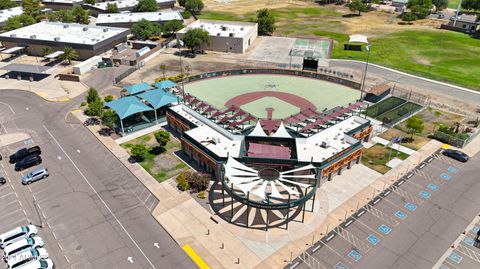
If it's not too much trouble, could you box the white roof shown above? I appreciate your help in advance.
[349,34,369,44]
[0,22,129,45]
[96,10,182,24]
[42,0,83,4]
[272,122,292,138]
[185,125,242,158]
[248,121,267,137]
[0,7,23,23]
[178,19,256,38]
[296,116,368,163]
[88,0,173,10]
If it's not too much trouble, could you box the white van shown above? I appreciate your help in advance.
[7,247,49,269]
[0,225,38,248]
[3,237,44,261]
[15,259,54,269]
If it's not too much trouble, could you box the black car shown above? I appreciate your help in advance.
[442,149,469,162]
[14,155,42,171]
[9,146,41,164]
[0,176,6,185]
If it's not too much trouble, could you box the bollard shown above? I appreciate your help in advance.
[207,229,210,235]
[220,243,224,249]
[236,258,240,264]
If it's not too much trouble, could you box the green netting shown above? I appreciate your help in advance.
[289,39,331,59]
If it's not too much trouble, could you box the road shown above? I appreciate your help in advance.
[329,60,480,105]
[0,90,195,269]
[290,150,480,269]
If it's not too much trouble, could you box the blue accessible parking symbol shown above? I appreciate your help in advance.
[464,237,475,246]
[448,166,458,173]
[440,173,451,180]
[448,252,463,263]
[472,226,480,234]
[378,224,392,235]
[367,234,380,245]
[404,203,417,212]
[419,191,431,199]
[427,183,440,191]
[334,262,349,269]
[395,210,407,220]
[347,250,362,262]
[439,265,450,269]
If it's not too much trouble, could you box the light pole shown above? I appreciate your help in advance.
[360,44,371,101]
[177,39,184,75]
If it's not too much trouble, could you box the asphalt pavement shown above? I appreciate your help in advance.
[0,90,195,269]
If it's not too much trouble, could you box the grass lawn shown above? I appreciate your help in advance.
[361,144,410,174]
[200,6,480,90]
[448,0,461,9]
[121,133,189,183]
[379,128,430,150]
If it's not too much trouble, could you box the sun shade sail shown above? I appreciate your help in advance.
[106,96,153,120]
[153,80,177,89]
[136,88,177,109]
[123,82,154,95]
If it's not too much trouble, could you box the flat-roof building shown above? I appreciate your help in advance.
[0,22,130,60]
[41,0,83,10]
[96,10,182,28]
[0,7,23,28]
[85,0,176,16]
[176,19,258,53]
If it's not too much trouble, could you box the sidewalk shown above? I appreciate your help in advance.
[372,136,416,155]
[257,139,442,268]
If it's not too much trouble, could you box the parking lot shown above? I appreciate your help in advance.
[0,91,194,269]
[289,149,480,269]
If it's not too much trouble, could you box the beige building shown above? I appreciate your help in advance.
[176,20,257,54]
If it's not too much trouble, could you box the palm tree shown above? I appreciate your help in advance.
[60,46,78,65]
[159,64,167,78]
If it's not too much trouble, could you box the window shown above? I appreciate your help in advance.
[4,232,25,242]
[40,260,48,268]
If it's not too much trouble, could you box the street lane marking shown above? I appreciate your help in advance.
[0,101,15,115]
[43,125,157,269]
[182,245,210,269]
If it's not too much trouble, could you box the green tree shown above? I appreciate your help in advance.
[85,99,104,116]
[348,0,368,15]
[72,6,90,24]
[86,87,100,104]
[176,172,190,191]
[462,0,480,10]
[182,28,211,53]
[130,144,148,161]
[154,130,170,149]
[401,12,417,21]
[0,0,16,9]
[100,109,117,129]
[106,3,119,13]
[103,95,114,102]
[407,0,432,19]
[406,115,424,140]
[178,0,187,7]
[185,0,204,14]
[186,172,210,192]
[48,10,75,23]
[60,46,78,65]
[3,14,36,31]
[159,64,167,78]
[256,8,276,36]
[432,0,448,10]
[22,0,42,21]
[134,0,157,12]
[163,20,184,35]
[131,19,162,40]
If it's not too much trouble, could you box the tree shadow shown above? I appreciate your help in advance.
[84,117,100,126]
[342,13,361,18]
[98,127,114,137]
[149,146,166,155]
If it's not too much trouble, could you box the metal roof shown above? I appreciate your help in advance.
[105,96,153,120]
[136,88,178,109]
[1,63,50,73]
[123,82,154,95]
[153,80,177,90]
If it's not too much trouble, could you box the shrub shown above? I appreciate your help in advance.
[197,190,206,199]
[187,172,210,192]
[154,73,185,83]
[80,101,86,107]
[100,109,116,129]
[85,100,104,116]
[176,172,190,191]
[401,12,417,22]
[181,10,192,19]
[104,95,114,102]
[130,144,148,161]
[86,87,100,104]
[154,130,171,150]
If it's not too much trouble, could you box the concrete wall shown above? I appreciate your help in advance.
[176,23,257,54]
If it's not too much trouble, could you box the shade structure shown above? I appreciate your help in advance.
[123,82,154,95]
[136,88,177,109]
[349,34,369,44]
[105,96,153,120]
[247,143,291,159]
[153,80,177,90]
[1,63,50,74]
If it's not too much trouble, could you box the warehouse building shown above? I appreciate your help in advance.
[176,20,258,54]
[85,0,176,16]
[96,10,182,28]
[0,7,23,29]
[0,22,130,60]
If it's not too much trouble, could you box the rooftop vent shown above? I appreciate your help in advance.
[229,33,234,37]
[63,24,69,28]
[221,26,227,31]
[83,27,88,31]
[54,37,60,41]
[217,33,220,36]
[30,35,36,39]
[107,14,111,17]
[103,28,108,32]
[10,34,16,37]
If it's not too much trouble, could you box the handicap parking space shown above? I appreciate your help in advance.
[310,242,352,268]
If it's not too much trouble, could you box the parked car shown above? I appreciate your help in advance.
[9,146,41,164]
[15,155,42,172]
[7,247,48,269]
[0,176,6,185]
[3,237,44,261]
[442,149,469,162]
[13,259,54,269]
[22,167,49,185]
[0,225,38,249]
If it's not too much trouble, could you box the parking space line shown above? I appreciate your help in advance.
[365,204,399,227]
[3,208,22,218]
[456,244,480,264]
[390,186,424,205]
[334,226,371,254]
[0,191,15,200]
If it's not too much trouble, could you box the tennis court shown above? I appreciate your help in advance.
[184,74,359,119]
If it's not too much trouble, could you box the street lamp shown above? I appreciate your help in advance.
[360,44,371,101]
[177,39,184,75]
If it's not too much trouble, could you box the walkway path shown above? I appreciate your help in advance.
[371,136,416,155]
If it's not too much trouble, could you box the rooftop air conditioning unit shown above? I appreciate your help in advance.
[103,28,108,32]
[221,26,227,31]
[10,34,16,37]
[54,37,60,41]
[217,33,220,36]
[321,140,330,148]
[83,27,88,31]
[30,35,36,39]
[63,24,69,28]
[229,33,234,37]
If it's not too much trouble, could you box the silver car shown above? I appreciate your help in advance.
[22,167,49,185]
